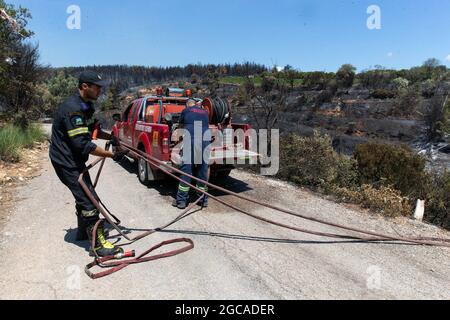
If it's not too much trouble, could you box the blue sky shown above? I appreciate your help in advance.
[7,0,450,71]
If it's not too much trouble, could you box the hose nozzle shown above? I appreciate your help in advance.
[114,250,135,260]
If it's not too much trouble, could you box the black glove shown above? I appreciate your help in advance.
[112,149,129,162]
[110,135,120,147]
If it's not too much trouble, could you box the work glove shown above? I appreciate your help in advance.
[110,135,120,147]
[112,149,129,162]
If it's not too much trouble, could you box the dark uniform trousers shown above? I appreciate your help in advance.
[176,105,210,205]
[51,161,100,214]
[176,145,209,205]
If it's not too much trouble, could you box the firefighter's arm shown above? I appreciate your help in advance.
[90,146,114,158]
[64,113,126,160]
[64,112,97,158]
[91,145,128,161]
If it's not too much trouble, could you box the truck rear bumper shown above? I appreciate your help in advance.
[170,148,259,167]
[208,149,260,166]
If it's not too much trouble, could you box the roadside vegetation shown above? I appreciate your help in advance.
[0,123,46,162]
[277,132,450,229]
[227,59,449,229]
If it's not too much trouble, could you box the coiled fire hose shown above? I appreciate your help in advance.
[80,140,450,279]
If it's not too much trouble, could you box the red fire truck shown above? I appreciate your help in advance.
[111,88,259,184]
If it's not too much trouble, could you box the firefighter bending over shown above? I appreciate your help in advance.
[173,99,211,209]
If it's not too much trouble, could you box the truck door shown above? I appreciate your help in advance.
[123,100,140,145]
[119,102,132,141]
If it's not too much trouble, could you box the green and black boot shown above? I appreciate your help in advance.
[76,214,89,241]
[86,221,123,257]
[75,206,95,241]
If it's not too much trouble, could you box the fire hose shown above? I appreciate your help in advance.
[80,140,450,279]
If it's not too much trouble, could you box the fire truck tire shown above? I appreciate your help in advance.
[138,156,149,185]
[211,168,232,181]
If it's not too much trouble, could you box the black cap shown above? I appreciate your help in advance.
[78,70,107,87]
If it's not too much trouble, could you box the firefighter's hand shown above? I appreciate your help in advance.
[112,149,129,162]
[109,135,120,147]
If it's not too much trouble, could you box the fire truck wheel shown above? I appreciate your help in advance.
[211,169,232,181]
[138,156,149,185]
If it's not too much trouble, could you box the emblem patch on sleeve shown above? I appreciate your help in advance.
[71,115,85,127]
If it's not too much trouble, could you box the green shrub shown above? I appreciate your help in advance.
[332,184,412,217]
[336,64,356,88]
[276,134,447,222]
[392,77,409,91]
[0,126,22,161]
[303,72,335,90]
[358,69,398,89]
[0,124,46,162]
[424,171,450,229]
[278,131,339,189]
[13,112,29,130]
[354,143,427,198]
[332,156,360,190]
[25,124,47,146]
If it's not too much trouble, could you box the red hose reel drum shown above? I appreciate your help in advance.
[201,97,214,124]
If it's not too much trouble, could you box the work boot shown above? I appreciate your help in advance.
[197,198,208,208]
[76,208,99,241]
[196,186,209,208]
[86,221,123,257]
[76,214,89,241]
[172,199,187,210]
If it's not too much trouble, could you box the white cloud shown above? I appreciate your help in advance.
[387,52,393,58]
[446,54,450,62]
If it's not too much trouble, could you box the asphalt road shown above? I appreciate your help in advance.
[0,124,449,299]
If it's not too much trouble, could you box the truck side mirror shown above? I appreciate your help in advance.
[112,113,121,122]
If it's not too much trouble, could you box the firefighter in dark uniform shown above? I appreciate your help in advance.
[173,99,210,209]
[49,71,127,257]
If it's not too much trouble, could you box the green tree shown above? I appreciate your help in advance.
[303,72,335,90]
[1,1,42,118]
[392,77,409,92]
[422,58,447,81]
[0,0,33,92]
[423,58,440,69]
[100,82,120,111]
[39,71,78,116]
[357,68,397,89]
[101,89,114,112]
[336,64,356,88]
[283,68,300,89]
